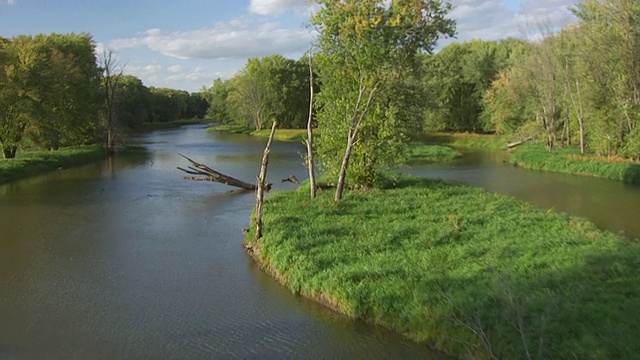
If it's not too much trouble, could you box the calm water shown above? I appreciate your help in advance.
[2,126,639,360]
[404,150,640,241]
[0,125,447,360]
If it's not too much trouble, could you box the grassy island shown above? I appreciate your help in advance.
[0,145,107,185]
[246,176,640,359]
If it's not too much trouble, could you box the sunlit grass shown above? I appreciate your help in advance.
[422,132,508,150]
[0,145,107,184]
[511,144,640,183]
[407,144,462,163]
[247,176,640,359]
[207,124,313,142]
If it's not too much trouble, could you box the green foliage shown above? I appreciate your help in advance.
[480,0,640,159]
[207,124,309,142]
[311,0,455,185]
[0,145,106,184]
[424,39,530,133]
[221,55,313,130]
[250,177,640,359]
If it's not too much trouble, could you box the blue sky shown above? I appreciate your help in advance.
[0,0,581,93]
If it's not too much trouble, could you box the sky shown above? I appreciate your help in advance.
[0,0,582,93]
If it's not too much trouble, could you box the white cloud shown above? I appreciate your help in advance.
[167,65,182,73]
[110,17,315,60]
[1,0,16,4]
[445,0,581,45]
[249,0,309,16]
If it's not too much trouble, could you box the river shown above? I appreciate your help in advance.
[1,125,638,360]
[0,125,447,360]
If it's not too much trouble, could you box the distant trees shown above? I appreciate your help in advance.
[0,32,208,158]
[202,54,315,130]
[423,39,529,133]
[480,0,640,159]
[0,33,101,158]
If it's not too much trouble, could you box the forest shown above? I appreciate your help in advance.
[202,0,639,175]
[0,33,208,159]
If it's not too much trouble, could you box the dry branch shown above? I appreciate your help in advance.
[177,154,271,191]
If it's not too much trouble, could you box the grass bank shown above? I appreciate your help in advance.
[511,144,640,183]
[408,144,462,163]
[0,145,107,184]
[423,132,507,150]
[246,176,640,359]
[207,124,309,142]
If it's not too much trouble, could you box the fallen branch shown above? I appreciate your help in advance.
[507,136,534,149]
[177,154,271,191]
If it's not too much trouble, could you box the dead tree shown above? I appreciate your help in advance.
[177,154,271,191]
[254,122,278,242]
[306,51,317,199]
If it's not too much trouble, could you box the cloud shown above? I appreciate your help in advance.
[1,0,16,5]
[445,0,581,45]
[249,0,309,16]
[110,17,315,60]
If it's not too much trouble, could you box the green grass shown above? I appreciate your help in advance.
[246,176,640,359]
[0,145,107,184]
[207,124,310,142]
[407,144,462,163]
[511,144,640,183]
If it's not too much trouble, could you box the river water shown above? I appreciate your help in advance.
[1,125,638,359]
[0,125,447,360]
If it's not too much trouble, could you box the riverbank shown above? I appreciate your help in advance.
[422,132,640,183]
[133,118,213,131]
[0,145,107,184]
[245,176,640,359]
[510,143,640,183]
[206,124,308,142]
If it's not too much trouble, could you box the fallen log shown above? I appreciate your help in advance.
[177,154,271,191]
[507,136,534,149]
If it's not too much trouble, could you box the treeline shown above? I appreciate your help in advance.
[201,54,315,130]
[429,0,640,159]
[0,33,208,159]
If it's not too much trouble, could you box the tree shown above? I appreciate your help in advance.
[205,78,232,123]
[98,48,124,153]
[0,36,28,159]
[24,33,101,150]
[310,0,455,200]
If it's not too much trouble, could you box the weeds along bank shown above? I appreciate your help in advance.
[0,145,107,185]
[245,176,640,359]
[510,144,640,184]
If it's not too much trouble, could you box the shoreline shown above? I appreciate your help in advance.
[0,145,107,185]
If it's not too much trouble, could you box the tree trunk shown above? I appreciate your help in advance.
[335,131,355,202]
[306,51,317,200]
[177,154,267,191]
[254,121,277,242]
[2,146,17,159]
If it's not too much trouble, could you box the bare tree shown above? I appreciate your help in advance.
[98,48,124,153]
[254,121,277,242]
[306,51,317,199]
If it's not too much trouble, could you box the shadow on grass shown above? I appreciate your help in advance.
[432,248,640,359]
[623,163,640,184]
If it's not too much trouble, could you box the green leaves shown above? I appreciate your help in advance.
[311,0,455,185]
